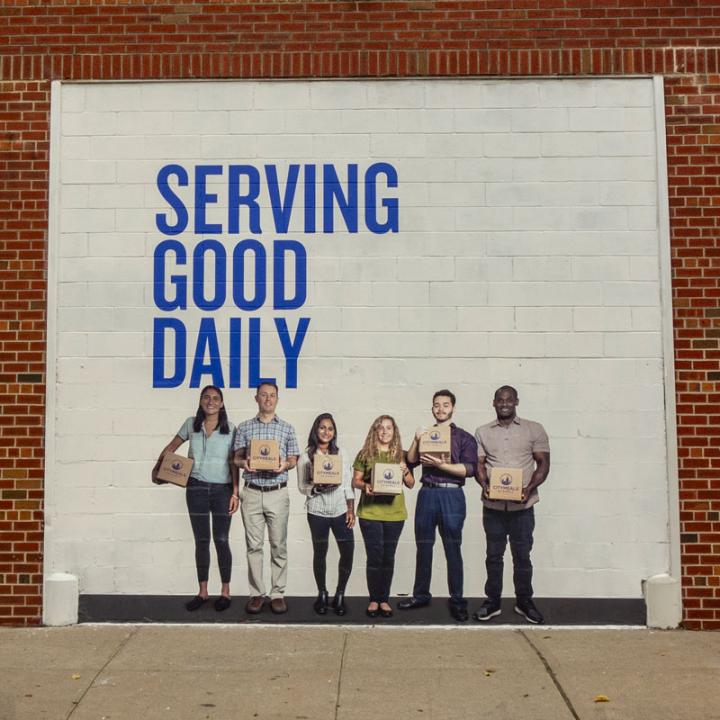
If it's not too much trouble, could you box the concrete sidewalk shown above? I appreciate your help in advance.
[1,625,718,720]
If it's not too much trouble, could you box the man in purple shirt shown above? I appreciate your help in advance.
[398,389,478,621]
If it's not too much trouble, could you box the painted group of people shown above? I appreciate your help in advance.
[155,382,550,624]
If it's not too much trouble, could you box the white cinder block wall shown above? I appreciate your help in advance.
[46,78,671,600]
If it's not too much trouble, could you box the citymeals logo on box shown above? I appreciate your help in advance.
[500,473,512,486]
[260,445,271,457]
[171,461,182,472]
[383,469,394,481]
[323,460,334,472]
[429,431,441,441]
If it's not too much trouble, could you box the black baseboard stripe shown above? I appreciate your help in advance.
[78,595,646,626]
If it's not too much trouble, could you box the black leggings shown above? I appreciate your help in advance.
[185,478,233,584]
[306,512,354,593]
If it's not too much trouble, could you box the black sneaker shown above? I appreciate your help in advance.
[514,599,544,624]
[472,599,502,621]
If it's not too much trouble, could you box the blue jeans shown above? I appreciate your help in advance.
[483,506,535,602]
[185,478,233,584]
[359,519,404,603]
[412,486,466,609]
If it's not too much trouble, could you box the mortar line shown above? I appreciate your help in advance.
[65,626,139,720]
[334,631,350,720]
[519,629,580,720]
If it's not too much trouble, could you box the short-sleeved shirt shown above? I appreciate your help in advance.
[297,447,354,518]
[177,417,236,485]
[233,414,300,487]
[475,416,550,512]
[353,450,408,522]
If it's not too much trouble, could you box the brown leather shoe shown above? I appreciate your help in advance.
[245,596,266,614]
[270,597,288,614]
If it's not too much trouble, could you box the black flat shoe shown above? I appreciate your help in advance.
[214,596,232,612]
[185,595,209,612]
[332,590,346,616]
[366,605,379,618]
[313,590,329,615]
[379,605,394,618]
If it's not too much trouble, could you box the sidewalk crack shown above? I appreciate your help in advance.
[518,630,580,720]
[65,626,139,720]
[334,631,350,720]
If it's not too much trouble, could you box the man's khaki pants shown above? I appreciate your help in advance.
[240,485,289,598]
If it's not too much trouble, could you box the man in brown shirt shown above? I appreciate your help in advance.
[473,385,550,624]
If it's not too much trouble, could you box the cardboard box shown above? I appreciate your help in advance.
[313,453,343,485]
[154,453,194,487]
[488,467,523,502]
[371,462,403,495]
[419,424,451,460]
[249,438,280,471]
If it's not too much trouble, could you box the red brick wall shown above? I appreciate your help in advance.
[0,79,48,625]
[1,0,718,628]
[666,73,720,631]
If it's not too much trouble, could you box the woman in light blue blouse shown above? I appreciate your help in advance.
[297,413,355,616]
[154,385,239,612]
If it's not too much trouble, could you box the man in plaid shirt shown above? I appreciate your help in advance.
[233,382,300,615]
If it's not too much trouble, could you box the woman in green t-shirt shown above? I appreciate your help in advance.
[352,415,415,618]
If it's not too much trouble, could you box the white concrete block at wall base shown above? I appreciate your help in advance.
[643,574,682,629]
[44,573,79,626]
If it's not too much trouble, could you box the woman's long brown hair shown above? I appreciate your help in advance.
[358,415,403,463]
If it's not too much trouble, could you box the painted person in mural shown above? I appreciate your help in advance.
[233,382,300,615]
[473,385,551,624]
[297,413,355,616]
[352,415,415,619]
[399,389,478,622]
[153,385,239,612]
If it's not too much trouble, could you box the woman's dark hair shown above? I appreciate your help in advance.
[307,413,339,463]
[194,385,230,434]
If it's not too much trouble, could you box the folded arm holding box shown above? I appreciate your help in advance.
[406,424,477,481]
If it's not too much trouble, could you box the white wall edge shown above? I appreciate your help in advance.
[42,80,62,623]
[45,77,674,601]
[653,75,682,583]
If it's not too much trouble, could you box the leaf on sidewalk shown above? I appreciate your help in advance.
[484,668,496,677]
[594,694,610,703]
[71,674,81,680]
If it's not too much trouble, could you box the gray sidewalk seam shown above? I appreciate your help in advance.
[334,631,350,720]
[519,629,580,720]
[64,626,138,720]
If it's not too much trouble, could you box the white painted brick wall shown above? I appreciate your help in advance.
[47,78,672,601]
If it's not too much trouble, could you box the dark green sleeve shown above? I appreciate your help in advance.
[352,452,367,475]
